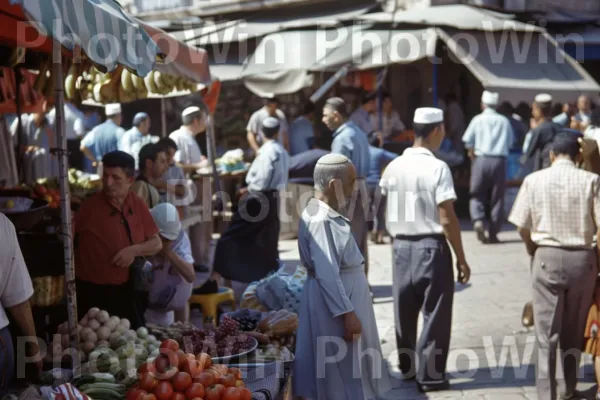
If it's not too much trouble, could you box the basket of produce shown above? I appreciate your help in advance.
[0,195,49,231]
[31,275,64,307]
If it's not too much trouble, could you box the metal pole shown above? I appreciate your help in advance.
[161,98,167,138]
[432,62,438,107]
[52,40,79,368]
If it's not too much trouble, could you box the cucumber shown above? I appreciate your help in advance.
[91,373,116,383]
[79,383,125,392]
[72,375,97,387]
[82,388,123,400]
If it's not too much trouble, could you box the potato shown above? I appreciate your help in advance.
[88,319,101,331]
[87,308,100,319]
[82,341,95,353]
[97,326,111,341]
[96,311,110,324]
[119,318,130,330]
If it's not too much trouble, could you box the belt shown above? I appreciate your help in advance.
[395,233,445,241]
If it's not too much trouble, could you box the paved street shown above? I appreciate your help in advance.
[277,222,598,399]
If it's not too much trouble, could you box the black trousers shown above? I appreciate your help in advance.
[392,234,454,385]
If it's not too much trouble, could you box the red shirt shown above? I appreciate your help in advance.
[74,191,158,285]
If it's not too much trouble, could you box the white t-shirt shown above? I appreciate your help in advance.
[246,107,288,147]
[380,147,457,236]
[169,127,203,166]
[0,214,34,330]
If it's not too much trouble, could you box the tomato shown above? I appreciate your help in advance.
[185,383,205,400]
[223,387,240,400]
[172,393,186,400]
[239,388,251,400]
[138,362,157,376]
[126,388,147,400]
[210,364,228,377]
[172,371,193,392]
[154,381,174,400]
[183,359,203,378]
[205,385,224,400]
[193,371,216,388]
[235,380,245,389]
[141,394,156,400]
[218,374,236,388]
[155,353,178,376]
[176,350,188,370]
[139,373,158,392]
[227,367,241,380]
[159,339,180,353]
[240,388,252,400]
[196,353,212,369]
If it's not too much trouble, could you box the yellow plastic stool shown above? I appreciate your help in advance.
[189,287,236,325]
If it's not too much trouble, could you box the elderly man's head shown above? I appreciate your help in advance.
[133,112,151,135]
[101,151,135,200]
[578,95,591,114]
[314,154,356,207]
[182,106,205,134]
[322,97,347,132]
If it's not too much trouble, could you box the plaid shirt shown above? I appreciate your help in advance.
[509,159,600,248]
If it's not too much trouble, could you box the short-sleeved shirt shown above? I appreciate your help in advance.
[169,127,203,166]
[380,147,456,236]
[81,120,125,161]
[131,178,162,209]
[508,159,600,248]
[0,214,34,330]
[370,111,405,139]
[246,140,290,192]
[247,107,288,147]
[74,191,159,285]
[288,116,314,155]
[462,108,514,157]
[349,107,373,135]
[330,121,370,178]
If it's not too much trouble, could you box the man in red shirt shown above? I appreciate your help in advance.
[74,151,162,328]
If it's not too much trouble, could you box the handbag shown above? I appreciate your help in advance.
[120,213,153,292]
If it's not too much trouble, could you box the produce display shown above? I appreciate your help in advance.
[180,317,257,358]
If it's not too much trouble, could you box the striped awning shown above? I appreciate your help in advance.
[9,0,161,77]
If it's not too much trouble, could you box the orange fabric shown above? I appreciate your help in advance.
[74,191,158,285]
[203,80,221,115]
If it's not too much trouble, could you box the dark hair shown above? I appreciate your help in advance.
[138,143,165,170]
[535,101,553,118]
[262,122,280,139]
[551,103,564,118]
[497,101,513,116]
[361,91,377,105]
[413,122,442,138]
[591,108,600,127]
[303,102,316,115]
[265,96,279,105]
[324,97,347,118]
[551,132,580,160]
[158,137,178,152]
[102,151,135,177]
[368,131,381,147]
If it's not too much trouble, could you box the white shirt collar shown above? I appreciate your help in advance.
[404,147,435,157]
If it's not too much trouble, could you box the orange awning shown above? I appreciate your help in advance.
[139,20,211,85]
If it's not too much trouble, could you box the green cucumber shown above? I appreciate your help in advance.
[72,375,97,387]
[79,383,125,392]
[82,388,123,400]
[91,373,116,383]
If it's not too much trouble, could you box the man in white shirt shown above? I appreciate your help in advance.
[169,107,207,175]
[47,101,85,170]
[0,214,41,392]
[247,97,289,154]
[380,107,470,393]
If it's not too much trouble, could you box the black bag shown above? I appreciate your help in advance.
[121,214,153,292]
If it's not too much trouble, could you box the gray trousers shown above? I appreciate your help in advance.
[392,234,454,385]
[532,247,597,400]
[469,156,506,237]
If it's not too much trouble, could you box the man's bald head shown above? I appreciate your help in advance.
[314,154,353,193]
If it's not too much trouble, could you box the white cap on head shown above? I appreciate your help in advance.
[413,107,444,124]
[262,117,280,129]
[182,106,201,117]
[105,103,121,117]
[317,153,349,165]
[535,93,552,104]
[150,203,181,241]
[481,90,499,106]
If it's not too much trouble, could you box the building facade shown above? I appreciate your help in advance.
[387,0,600,11]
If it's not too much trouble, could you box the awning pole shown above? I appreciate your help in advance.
[52,39,79,369]
[310,65,349,104]
[433,62,438,107]
[161,98,167,138]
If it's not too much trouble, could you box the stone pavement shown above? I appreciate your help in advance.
[277,223,598,399]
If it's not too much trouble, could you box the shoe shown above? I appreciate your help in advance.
[417,381,450,392]
[488,236,500,244]
[474,221,488,243]
[560,390,585,399]
[193,279,219,295]
[522,301,534,327]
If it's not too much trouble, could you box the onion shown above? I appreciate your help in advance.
[57,322,68,335]
[82,341,95,354]
[104,320,117,332]
[81,327,93,338]
[81,329,98,343]
[109,316,120,326]
[115,325,127,334]
[124,329,137,341]
[77,325,83,334]
[87,308,100,319]
[96,311,110,324]
[88,319,101,331]
[80,315,89,327]
[119,318,130,330]
[97,326,111,341]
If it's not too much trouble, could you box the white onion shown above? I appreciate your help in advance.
[96,311,110,324]
[115,325,127,334]
[97,326,111,341]
[88,319,101,331]
[109,331,120,342]
[104,320,117,332]
[82,341,95,354]
[109,316,120,326]
[87,308,100,319]
[80,315,89,327]
[82,329,98,343]
[119,318,130,330]
[81,327,93,338]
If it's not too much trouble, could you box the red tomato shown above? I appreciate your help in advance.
[223,387,240,400]
[126,388,147,400]
[183,359,203,378]
[196,353,212,369]
[210,364,228,377]
[155,353,178,376]
[159,339,180,353]
[205,384,225,400]
[138,362,157,376]
[176,350,188,370]
[171,393,186,400]
[228,368,242,380]
[218,374,236,388]
[141,394,156,400]
[172,372,193,392]
[139,373,158,392]
[235,380,245,389]
[185,383,205,400]
[154,381,174,400]
[193,372,216,388]
[239,388,252,400]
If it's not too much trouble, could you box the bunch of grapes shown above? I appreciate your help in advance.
[216,334,255,357]
[218,316,240,339]
[232,315,260,331]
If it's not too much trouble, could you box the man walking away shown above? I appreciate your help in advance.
[509,132,600,400]
[323,97,371,277]
[81,103,125,171]
[288,102,316,156]
[381,107,470,392]
[526,94,564,172]
[463,90,514,244]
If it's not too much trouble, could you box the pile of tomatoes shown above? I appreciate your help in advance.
[31,184,61,208]
[127,339,252,400]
